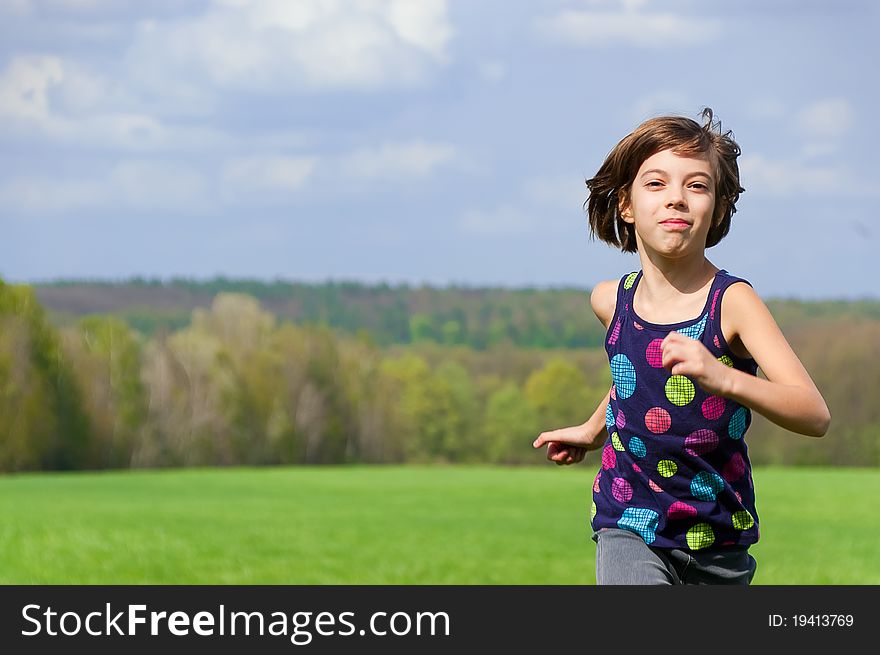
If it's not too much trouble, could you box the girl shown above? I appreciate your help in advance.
[533,109,830,585]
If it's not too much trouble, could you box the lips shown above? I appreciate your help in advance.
[660,219,690,226]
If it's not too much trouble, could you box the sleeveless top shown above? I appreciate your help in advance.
[591,269,760,551]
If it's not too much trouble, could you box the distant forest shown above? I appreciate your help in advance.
[33,277,880,349]
[2,277,878,472]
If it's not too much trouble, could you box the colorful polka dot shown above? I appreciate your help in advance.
[648,479,663,493]
[612,477,633,503]
[610,385,617,401]
[593,470,602,493]
[685,429,719,456]
[686,523,716,550]
[605,403,615,430]
[632,462,642,473]
[628,436,646,458]
[713,334,721,348]
[718,355,734,368]
[623,272,638,290]
[602,444,616,470]
[633,321,644,330]
[645,339,664,368]
[676,313,708,340]
[665,375,695,406]
[658,460,677,478]
[591,501,597,521]
[610,354,637,399]
[690,471,725,501]
[732,510,754,530]
[722,452,746,482]
[729,407,748,439]
[611,432,625,452]
[701,396,726,420]
[617,507,659,544]
[615,409,626,429]
[667,501,697,520]
[645,407,672,434]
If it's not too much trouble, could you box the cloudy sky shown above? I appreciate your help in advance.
[1,0,877,298]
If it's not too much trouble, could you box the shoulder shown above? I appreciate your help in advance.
[720,279,776,355]
[590,279,619,329]
[721,279,767,319]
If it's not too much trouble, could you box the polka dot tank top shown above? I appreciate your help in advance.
[591,269,760,551]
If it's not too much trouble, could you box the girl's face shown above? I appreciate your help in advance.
[620,148,717,259]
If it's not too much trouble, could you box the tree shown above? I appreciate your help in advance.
[483,383,541,464]
[61,316,149,468]
[0,281,90,471]
[524,358,593,431]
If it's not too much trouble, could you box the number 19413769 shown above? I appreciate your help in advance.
[768,614,854,628]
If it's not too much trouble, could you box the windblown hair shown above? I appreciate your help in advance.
[585,108,744,252]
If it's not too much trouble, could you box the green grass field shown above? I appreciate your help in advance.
[0,465,877,584]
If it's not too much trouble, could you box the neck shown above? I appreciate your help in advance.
[637,250,717,297]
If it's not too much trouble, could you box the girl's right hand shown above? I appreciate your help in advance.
[533,423,604,464]
[544,442,587,465]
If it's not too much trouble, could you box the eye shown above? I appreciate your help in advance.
[646,180,663,188]
[689,182,709,191]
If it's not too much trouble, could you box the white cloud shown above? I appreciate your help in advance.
[799,141,838,159]
[739,154,873,198]
[794,98,855,140]
[0,55,170,149]
[0,159,211,214]
[524,174,588,212]
[535,7,722,47]
[222,155,317,194]
[109,159,212,209]
[0,56,63,121]
[458,205,539,236]
[338,141,459,181]
[0,56,267,153]
[126,0,454,92]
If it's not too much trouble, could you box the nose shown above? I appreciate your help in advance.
[665,188,687,210]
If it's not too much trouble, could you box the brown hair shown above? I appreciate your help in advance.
[585,108,744,252]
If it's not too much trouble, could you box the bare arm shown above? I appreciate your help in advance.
[660,283,831,437]
[718,283,831,436]
[533,280,617,461]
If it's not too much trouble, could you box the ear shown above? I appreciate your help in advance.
[618,197,634,224]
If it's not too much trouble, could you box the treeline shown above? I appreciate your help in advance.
[2,280,610,471]
[36,277,880,350]
[3,279,879,471]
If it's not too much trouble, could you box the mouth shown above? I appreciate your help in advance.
[660,219,691,227]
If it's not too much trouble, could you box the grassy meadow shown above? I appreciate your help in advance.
[0,465,877,585]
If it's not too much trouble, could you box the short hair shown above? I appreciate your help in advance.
[585,108,744,252]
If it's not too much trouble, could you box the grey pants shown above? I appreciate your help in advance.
[594,528,757,585]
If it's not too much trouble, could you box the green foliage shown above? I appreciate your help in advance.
[483,384,541,464]
[62,315,149,468]
[34,277,880,351]
[0,281,91,471]
[524,359,593,430]
[5,279,880,470]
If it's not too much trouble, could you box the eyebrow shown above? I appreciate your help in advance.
[640,168,713,181]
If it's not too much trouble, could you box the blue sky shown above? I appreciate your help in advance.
[1,0,877,298]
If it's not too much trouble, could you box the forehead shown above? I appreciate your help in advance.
[637,148,714,177]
